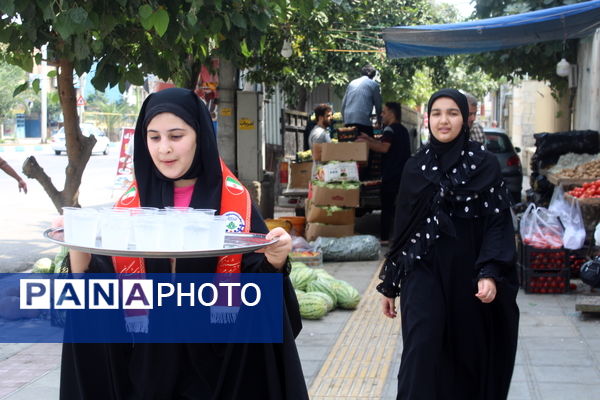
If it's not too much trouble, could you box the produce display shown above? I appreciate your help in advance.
[547,152,600,175]
[567,179,600,198]
[296,149,312,162]
[526,250,566,269]
[290,262,361,319]
[525,274,568,294]
[556,159,600,180]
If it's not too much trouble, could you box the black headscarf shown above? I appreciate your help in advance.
[133,87,223,273]
[378,89,512,297]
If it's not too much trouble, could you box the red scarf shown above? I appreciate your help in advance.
[112,159,252,330]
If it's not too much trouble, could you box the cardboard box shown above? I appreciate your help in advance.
[306,202,355,225]
[311,185,360,207]
[288,161,312,189]
[312,142,368,162]
[305,223,354,241]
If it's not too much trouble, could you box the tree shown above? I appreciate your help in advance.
[469,0,581,94]
[0,0,292,212]
[86,92,137,142]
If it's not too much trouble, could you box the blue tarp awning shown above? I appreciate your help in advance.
[383,0,600,58]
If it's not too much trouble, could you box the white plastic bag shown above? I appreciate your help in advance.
[562,197,585,250]
[550,185,585,249]
[519,203,564,248]
[594,223,600,247]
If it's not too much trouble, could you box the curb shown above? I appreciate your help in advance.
[0,145,49,154]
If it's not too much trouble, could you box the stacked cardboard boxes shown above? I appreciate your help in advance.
[306,142,368,241]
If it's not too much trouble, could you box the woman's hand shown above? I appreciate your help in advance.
[255,227,292,270]
[476,278,497,303]
[53,215,91,273]
[381,295,397,319]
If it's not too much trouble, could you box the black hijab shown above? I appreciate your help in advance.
[133,88,223,273]
[378,88,512,297]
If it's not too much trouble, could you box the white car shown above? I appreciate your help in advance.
[51,123,110,155]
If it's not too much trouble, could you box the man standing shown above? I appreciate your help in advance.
[0,156,27,193]
[341,64,382,137]
[308,104,333,147]
[464,92,485,143]
[356,102,410,244]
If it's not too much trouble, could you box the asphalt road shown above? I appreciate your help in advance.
[1,147,120,272]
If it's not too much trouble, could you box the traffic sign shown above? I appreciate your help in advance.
[76,95,86,106]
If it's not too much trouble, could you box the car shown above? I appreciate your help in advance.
[51,123,110,156]
[484,128,523,203]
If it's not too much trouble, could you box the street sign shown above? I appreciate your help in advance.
[76,95,86,106]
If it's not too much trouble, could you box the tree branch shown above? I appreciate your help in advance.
[22,156,66,213]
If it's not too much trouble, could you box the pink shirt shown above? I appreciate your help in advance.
[173,184,194,207]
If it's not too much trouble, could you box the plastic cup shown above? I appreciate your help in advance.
[63,207,99,247]
[159,209,184,251]
[209,215,229,249]
[131,207,160,251]
[193,209,216,216]
[100,208,131,250]
[182,211,212,250]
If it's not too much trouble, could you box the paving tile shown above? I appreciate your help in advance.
[0,367,60,400]
[507,380,532,400]
[537,383,600,400]
[297,345,331,361]
[519,325,579,338]
[527,349,595,366]
[519,336,589,351]
[532,365,600,383]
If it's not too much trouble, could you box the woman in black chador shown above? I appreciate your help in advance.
[378,89,519,400]
[60,88,309,400]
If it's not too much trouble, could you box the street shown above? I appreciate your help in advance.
[0,146,119,272]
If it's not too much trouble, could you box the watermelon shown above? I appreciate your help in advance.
[306,279,338,305]
[32,257,53,273]
[312,268,335,281]
[298,296,328,319]
[332,280,361,309]
[294,289,306,299]
[290,267,317,290]
[291,261,308,270]
[304,292,334,312]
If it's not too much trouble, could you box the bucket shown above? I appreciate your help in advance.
[279,216,306,237]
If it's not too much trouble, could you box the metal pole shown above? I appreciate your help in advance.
[40,45,48,143]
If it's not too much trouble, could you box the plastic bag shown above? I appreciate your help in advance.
[594,223,600,247]
[519,203,564,248]
[317,235,380,261]
[291,235,314,252]
[548,187,585,249]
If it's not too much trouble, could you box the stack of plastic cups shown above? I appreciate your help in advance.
[100,207,131,250]
[211,215,229,249]
[63,207,100,247]
[162,207,193,251]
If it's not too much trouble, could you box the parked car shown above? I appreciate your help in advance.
[51,124,110,155]
[484,128,523,203]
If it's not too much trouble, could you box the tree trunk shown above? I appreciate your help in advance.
[21,59,95,214]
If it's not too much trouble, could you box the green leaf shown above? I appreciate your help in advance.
[69,7,88,24]
[139,4,153,20]
[34,53,42,65]
[153,8,169,37]
[0,0,15,16]
[214,0,222,12]
[47,70,57,78]
[231,12,247,29]
[13,81,28,97]
[187,13,197,26]
[240,40,251,57]
[209,17,223,34]
[223,14,231,31]
[54,13,75,39]
[91,39,103,54]
[73,35,90,60]
[31,78,40,94]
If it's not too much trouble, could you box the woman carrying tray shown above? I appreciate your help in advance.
[60,88,308,399]
[378,89,520,399]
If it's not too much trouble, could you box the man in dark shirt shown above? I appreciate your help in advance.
[356,102,410,243]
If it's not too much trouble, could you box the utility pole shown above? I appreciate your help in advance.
[40,45,48,143]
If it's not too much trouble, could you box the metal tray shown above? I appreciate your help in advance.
[43,228,278,259]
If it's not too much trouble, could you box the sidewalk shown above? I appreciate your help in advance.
[1,257,600,399]
[0,139,50,154]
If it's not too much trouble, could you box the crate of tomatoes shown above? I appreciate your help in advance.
[521,268,570,294]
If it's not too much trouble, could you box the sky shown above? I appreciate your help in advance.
[438,0,477,18]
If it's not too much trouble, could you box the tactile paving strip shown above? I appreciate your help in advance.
[308,263,401,399]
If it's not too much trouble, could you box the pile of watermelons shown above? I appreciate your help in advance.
[290,262,361,320]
